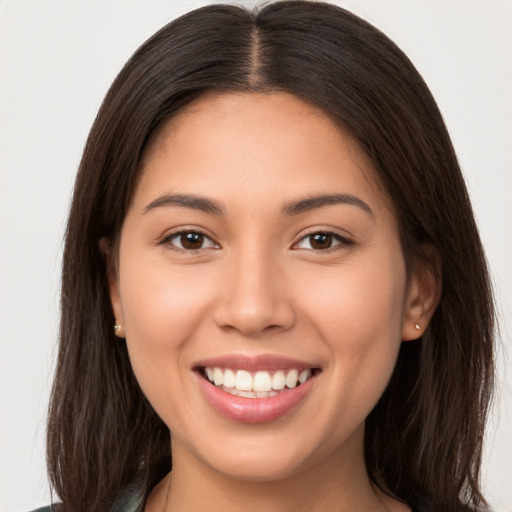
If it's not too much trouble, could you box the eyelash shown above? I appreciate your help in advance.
[161,229,218,253]
[161,228,353,254]
[292,231,353,253]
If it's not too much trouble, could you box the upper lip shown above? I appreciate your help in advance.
[193,353,320,372]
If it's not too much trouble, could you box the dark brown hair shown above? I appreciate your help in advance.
[47,2,495,511]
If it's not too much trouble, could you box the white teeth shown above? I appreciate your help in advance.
[298,368,311,384]
[286,369,299,389]
[272,370,286,390]
[224,386,239,396]
[223,368,235,388]
[204,366,315,394]
[213,367,223,386]
[238,390,256,398]
[253,371,272,392]
[235,370,253,391]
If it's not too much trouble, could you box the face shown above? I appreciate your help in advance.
[108,92,429,483]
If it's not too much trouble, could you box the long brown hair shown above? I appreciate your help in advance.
[47,2,495,511]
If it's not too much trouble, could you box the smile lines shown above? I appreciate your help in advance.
[203,367,314,399]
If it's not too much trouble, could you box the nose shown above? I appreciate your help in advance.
[212,248,296,336]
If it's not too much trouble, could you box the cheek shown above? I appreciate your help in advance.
[300,255,406,336]
[121,251,214,334]
[118,254,215,399]
[296,253,406,407]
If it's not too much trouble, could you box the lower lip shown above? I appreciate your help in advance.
[196,372,318,424]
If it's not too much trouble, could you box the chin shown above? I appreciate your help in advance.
[203,446,314,482]
[180,418,354,484]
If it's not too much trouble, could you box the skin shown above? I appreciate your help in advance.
[106,92,439,512]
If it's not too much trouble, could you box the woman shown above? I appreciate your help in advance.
[40,1,495,511]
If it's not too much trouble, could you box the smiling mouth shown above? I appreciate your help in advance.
[198,367,320,399]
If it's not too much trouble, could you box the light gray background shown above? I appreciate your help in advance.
[1,1,511,511]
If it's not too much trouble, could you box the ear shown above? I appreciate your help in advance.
[402,247,442,341]
[99,237,125,338]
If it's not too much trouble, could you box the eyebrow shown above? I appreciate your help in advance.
[143,192,373,217]
[143,194,224,215]
[282,194,373,216]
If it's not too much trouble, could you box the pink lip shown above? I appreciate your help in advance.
[194,355,320,424]
[197,376,317,423]
[193,353,317,372]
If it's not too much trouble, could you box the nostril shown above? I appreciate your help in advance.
[213,307,296,336]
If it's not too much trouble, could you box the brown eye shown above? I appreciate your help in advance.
[294,231,350,251]
[181,232,204,249]
[166,231,217,251]
[309,233,333,250]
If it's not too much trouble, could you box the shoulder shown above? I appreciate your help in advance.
[28,480,144,512]
[111,479,145,512]
[27,482,143,512]
[27,486,143,512]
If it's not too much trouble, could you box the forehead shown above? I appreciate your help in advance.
[143,91,338,160]
[135,91,390,216]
